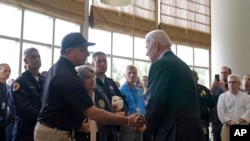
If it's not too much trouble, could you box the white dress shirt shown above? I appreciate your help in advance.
[217,90,250,125]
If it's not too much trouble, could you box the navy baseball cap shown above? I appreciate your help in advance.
[61,32,95,49]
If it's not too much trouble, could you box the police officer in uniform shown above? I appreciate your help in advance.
[8,48,44,141]
[92,52,128,111]
[192,70,219,141]
[0,63,11,141]
[92,51,129,141]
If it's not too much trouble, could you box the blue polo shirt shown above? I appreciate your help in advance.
[120,82,145,115]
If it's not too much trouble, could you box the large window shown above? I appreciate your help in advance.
[134,37,148,60]
[194,48,210,87]
[0,4,21,38]
[113,33,133,58]
[0,39,20,79]
[88,28,111,54]
[177,45,193,66]
[0,2,210,87]
[0,3,80,80]
[23,10,53,44]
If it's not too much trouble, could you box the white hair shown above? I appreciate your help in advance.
[145,30,172,47]
[76,65,94,80]
[227,74,241,82]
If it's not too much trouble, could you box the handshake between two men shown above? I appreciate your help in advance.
[126,113,146,132]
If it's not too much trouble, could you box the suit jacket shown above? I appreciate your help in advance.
[145,51,204,141]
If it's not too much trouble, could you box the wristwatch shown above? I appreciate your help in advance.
[236,121,240,125]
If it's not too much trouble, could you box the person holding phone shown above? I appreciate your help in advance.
[211,66,232,103]
[215,74,220,82]
[210,66,232,141]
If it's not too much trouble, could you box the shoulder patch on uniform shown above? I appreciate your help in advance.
[13,82,20,91]
[98,100,105,108]
[201,90,207,96]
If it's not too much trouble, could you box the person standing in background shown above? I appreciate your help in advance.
[240,74,250,94]
[192,70,219,141]
[91,51,130,141]
[210,66,232,141]
[141,75,148,95]
[0,63,11,141]
[217,74,250,141]
[8,47,44,141]
[211,66,232,103]
[144,30,204,141]
[134,76,144,91]
[119,65,146,141]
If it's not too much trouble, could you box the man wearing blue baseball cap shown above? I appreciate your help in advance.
[34,32,146,141]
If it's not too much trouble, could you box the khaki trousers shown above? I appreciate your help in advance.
[220,124,229,141]
[34,122,75,141]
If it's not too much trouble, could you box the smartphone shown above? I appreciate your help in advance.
[215,74,220,82]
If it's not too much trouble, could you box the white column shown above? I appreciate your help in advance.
[211,0,250,79]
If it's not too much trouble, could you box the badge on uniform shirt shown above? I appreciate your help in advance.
[98,100,105,108]
[109,85,114,90]
[13,82,20,91]
[201,90,207,96]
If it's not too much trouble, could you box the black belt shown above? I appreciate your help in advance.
[39,122,75,138]
[39,122,72,132]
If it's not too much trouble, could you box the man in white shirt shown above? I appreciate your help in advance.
[217,74,250,141]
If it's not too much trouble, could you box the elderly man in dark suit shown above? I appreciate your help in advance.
[144,30,204,141]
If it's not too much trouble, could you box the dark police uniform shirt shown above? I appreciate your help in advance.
[0,83,8,141]
[38,57,93,131]
[94,85,117,136]
[8,70,44,140]
[95,76,128,141]
[197,84,216,119]
[96,76,128,113]
[0,83,8,127]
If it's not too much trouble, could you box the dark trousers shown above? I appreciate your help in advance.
[0,125,6,141]
[143,132,153,141]
[201,120,209,141]
[213,122,222,141]
[75,132,90,141]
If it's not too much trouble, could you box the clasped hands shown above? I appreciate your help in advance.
[226,120,239,126]
[127,113,146,132]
